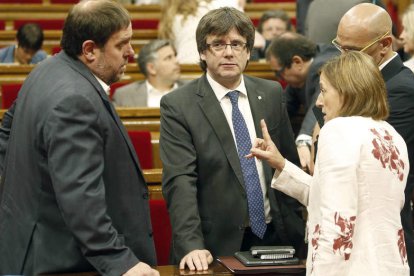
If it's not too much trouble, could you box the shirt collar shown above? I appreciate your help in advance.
[93,75,110,96]
[379,52,398,71]
[206,72,247,102]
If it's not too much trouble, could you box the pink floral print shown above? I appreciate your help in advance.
[332,212,356,261]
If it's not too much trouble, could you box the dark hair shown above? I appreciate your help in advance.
[266,33,316,68]
[61,0,130,59]
[16,23,44,51]
[257,10,291,34]
[138,39,175,77]
[196,7,255,71]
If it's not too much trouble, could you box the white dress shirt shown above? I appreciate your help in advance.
[206,73,271,224]
[146,81,178,107]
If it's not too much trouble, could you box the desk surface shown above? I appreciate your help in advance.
[46,261,305,276]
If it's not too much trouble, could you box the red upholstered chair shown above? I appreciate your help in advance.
[50,0,79,3]
[1,83,22,109]
[14,19,65,30]
[149,199,172,266]
[127,130,153,169]
[131,19,159,30]
[109,81,130,101]
[0,20,5,30]
[0,0,41,2]
[51,46,62,55]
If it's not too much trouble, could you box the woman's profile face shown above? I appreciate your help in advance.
[316,73,343,123]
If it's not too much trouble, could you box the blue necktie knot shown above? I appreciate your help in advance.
[227,90,267,239]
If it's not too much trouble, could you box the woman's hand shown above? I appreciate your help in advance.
[247,119,285,171]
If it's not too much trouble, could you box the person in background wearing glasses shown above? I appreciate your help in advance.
[160,7,305,271]
[332,3,414,273]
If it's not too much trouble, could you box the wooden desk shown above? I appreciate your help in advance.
[45,261,305,275]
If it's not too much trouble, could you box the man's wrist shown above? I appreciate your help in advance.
[296,139,311,147]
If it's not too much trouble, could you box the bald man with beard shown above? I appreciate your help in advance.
[332,3,414,273]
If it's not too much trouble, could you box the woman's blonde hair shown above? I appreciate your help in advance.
[402,4,414,53]
[158,0,212,40]
[320,51,389,120]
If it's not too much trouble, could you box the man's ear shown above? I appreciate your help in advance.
[82,40,96,62]
[291,55,304,70]
[380,36,393,53]
[146,62,157,76]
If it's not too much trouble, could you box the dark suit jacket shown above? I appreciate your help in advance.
[286,44,339,137]
[381,55,414,270]
[160,74,305,263]
[0,52,156,275]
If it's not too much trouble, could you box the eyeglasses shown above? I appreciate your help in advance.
[332,30,390,53]
[206,41,247,52]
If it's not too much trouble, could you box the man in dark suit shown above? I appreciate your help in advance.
[160,7,305,272]
[0,1,158,275]
[333,3,414,272]
[266,33,339,173]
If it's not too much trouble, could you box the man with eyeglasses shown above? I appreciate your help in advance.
[333,3,414,272]
[160,7,305,272]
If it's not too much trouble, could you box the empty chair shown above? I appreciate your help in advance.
[1,83,22,109]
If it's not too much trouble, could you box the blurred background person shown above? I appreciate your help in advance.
[0,23,47,64]
[252,9,292,60]
[400,4,414,72]
[250,51,410,276]
[113,39,185,107]
[266,32,339,173]
[159,0,245,64]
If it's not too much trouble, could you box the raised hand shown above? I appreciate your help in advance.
[248,119,285,171]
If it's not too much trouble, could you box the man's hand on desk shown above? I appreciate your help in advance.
[123,261,160,276]
[179,249,213,271]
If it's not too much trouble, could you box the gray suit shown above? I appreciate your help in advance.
[160,74,305,263]
[113,80,187,107]
[0,52,156,275]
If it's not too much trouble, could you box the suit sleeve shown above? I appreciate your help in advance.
[0,102,15,176]
[43,94,138,275]
[159,95,205,262]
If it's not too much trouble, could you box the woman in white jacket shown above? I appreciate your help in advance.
[249,51,410,276]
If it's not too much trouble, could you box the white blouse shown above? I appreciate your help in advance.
[272,116,410,276]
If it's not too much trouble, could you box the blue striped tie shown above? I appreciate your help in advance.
[227,90,267,239]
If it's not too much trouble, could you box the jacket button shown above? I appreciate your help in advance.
[149,232,153,237]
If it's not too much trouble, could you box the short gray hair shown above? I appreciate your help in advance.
[137,39,175,77]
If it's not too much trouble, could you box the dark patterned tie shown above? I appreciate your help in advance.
[227,90,267,239]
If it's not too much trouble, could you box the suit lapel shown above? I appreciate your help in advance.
[60,52,141,169]
[244,76,274,184]
[197,75,246,187]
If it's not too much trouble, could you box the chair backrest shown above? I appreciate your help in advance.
[0,20,5,30]
[0,0,41,2]
[14,19,65,30]
[1,83,22,109]
[49,0,79,3]
[127,130,153,169]
[131,19,159,30]
[149,199,172,266]
[109,81,130,100]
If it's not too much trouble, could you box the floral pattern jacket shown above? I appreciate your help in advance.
[272,116,410,276]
